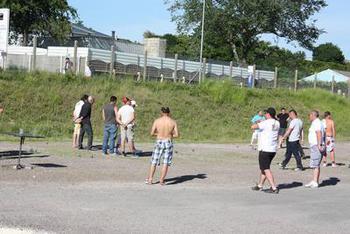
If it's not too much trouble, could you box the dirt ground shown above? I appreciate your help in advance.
[1,141,350,234]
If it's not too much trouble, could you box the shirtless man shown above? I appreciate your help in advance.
[322,111,337,167]
[146,107,179,185]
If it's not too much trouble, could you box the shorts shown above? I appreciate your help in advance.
[325,137,335,153]
[259,151,276,171]
[278,128,286,136]
[120,125,134,141]
[73,123,81,135]
[310,145,323,168]
[151,139,174,166]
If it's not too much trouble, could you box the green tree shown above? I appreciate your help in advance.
[165,0,327,64]
[0,0,77,45]
[313,43,345,64]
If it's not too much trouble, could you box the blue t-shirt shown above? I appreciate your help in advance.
[251,115,265,124]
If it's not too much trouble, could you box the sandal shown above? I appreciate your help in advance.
[145,179,153,185]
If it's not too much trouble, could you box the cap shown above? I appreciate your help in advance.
[131,100,137,107]
[265,107,277,119]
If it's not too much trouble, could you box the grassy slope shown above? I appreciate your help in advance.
[0,71,349,143]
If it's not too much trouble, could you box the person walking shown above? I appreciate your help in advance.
[102,96,120,156]
[146,107,179,185]
[251,107,280,194]
[322,111,337,167]
[279,110,304,171]
[78,96,95,150]
[277,108,289,148]
[250,110,265,149]
[305,110,325,188]
[72,94,88,148]
[117,97,135,156]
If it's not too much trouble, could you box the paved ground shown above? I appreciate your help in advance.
[0,141,350,234]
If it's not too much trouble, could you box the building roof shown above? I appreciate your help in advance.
[302,69,350,83]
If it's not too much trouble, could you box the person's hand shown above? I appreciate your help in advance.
[318,145,324,152]
[0,107,3,114]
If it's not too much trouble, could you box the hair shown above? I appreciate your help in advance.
[81,94,89,101]
[161,107,170,114]
[289,109,297,116]
[281,107,286,111]
[110,96,117,102]
[324,111,331,118]
[311,110,319,118]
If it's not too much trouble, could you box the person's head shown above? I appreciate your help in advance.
[81,94,89,102]
[65,57,70,61]
[264,107,276,120]
[324,111,331,119]
[289,109,298,119]
[88,96,94,104]
[281,108,286,114]
[131,100,137,108]
[122,96,130,105]
[309,110,319,122]
[258,110,263,116]
[110,96,117,103]
[161,107,170,116]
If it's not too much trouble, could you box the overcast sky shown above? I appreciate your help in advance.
[69,0,350,59]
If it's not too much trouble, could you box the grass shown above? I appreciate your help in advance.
[0,71,350,143]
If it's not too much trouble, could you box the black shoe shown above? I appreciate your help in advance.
[122,151,127,157]
[264,187,279,194]
[251,185,263,191]
[78,146,84,150]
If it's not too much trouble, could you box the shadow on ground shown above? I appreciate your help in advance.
[31,163,67,168]
[160,174,208,185]
[0,151,49,160]
[278,182,303,190]
[319,177,340,187]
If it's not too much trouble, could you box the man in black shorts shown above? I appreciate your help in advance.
[277,108,289,148]
[251,107,280,194]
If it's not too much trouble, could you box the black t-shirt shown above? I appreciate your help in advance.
[79,102,92,125]
[277,113,289,128]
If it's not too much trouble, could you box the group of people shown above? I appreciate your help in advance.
[250,107,337,194]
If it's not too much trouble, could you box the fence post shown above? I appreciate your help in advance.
[252,64,256,88]
[313,73,317,89]
[174,53,178,83]
[203,58,207,81]
[32,36,37,71]
[347,79,350,98]
[110,45,116,76]
[331,75,335,93]
[229,61,233,78]
[143,50,148,82]
[294,69,298,92]
[274,67,278,88]
[73,40,78,75]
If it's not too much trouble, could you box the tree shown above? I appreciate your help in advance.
[165,0,327,64]
[0,0,77,45]
[313,43,345,64]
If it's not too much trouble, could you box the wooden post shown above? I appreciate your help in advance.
[252,64,256,88]
[313,73,317,89]
[73,40,78,74]
[32,36,37,71]
[110,45,116,76]
[203,58,207,81]
[274,67,278,88]
[174,53,178,83]
[143,50,147,82]
[229,61,233,78]
[331,75,335,93]
[294,69,298,92]
[347,79,350,98]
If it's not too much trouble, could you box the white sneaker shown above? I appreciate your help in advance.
[332,163,338,168]
[322,163,327,167]
[305,181,319,188]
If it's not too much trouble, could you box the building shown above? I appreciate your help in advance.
[302,69,350,83]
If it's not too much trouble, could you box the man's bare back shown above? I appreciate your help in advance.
[325,118,335,137]
[151,116,179,140]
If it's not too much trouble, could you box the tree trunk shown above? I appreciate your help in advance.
[230,43,240,64]
[22,31,28,46]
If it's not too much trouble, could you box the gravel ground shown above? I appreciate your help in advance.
[1,141,350,234]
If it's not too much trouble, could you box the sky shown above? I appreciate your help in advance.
[68,0,350,59]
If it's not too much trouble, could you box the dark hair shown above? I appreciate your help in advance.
[110,96,117,102]
[324,111,331,117]
[289,109,297,116]
[81,94,89,101]
[311,110,319,117]
[281,107,286,111]
[161,107,170,114]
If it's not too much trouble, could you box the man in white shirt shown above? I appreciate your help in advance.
[279,110,304,171]
[305,110,325,188]
[251,107,280,194]
[72,94,88,148]
[117,97,135,156]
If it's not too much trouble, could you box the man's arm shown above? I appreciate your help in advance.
[251,124,259,130]
[151,121,157,136]
[114,106,121,125]
[102,109,105,121]
[301,128,304,144]
[332,121,336,138]
[173,122,179,138]
[316,130,322,150]
[79,104,88,119]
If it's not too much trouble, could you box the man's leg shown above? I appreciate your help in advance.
[86,124,93,150]
[147,165,157,184]
[109,125,117,154]
[160,165,169,184]
[281,141,293,167]
[313,168,320,184]
[258,170,266,187]
[330,150,336,165]
[78,124,86,149]
[264,169,277,190]
[291,141,303,169]
[127,126,135,153]
[102,125,109,154]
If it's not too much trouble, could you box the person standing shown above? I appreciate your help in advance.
[250,110,265,148]
[279,110,304,171]
[102,96,120,156]
[117,97,135,156]
[63,57,73,74]
[322,111,337,167]
[251,108,280,194]
[146,107,179,185]
[72,94,88,148]
[277,108,289,148]
[78,96,95,150]
[305,110,325,188]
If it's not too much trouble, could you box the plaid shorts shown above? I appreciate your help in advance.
[151,139,174,166]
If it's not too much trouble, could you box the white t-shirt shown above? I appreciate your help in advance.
[73,100,84,119]
[257,119,280,153]
[288,118,303,142]
[118,105,135,126]
[308,118,324,147]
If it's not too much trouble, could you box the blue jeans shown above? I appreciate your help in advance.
[102,124,117,154]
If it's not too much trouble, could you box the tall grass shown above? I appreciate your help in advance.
[0,71,349,142]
